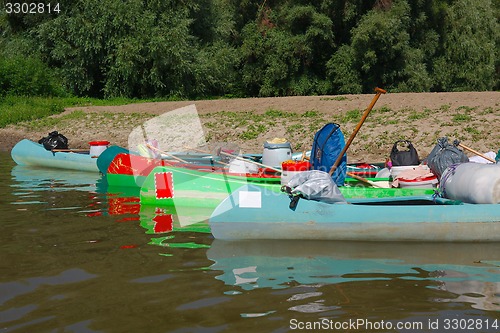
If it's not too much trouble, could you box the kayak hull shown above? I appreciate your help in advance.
[11,139,99,172]
[209,185,500,242]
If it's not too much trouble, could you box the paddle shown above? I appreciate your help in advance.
[328,87,387,176]
[51,148,90,152]
[453,140,496,163]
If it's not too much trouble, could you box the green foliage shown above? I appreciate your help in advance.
[239,4,335,96]
[0,56,64,96]
[326,45,362,94]
[0,0,498,99]
[0,95,164,128]
[0,95,65,127]
[452,113,472,122]
[32,0,239,98]
[432,0,498,91]
[328,1,435,93]
[342,109,362,123]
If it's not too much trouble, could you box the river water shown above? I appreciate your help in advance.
[0,151,499,333]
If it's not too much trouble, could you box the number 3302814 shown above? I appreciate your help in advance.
[5,3,61,14]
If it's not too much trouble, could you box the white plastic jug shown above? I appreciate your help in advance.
[262,140,292,167]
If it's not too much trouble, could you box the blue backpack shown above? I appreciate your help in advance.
[311,123,347,186]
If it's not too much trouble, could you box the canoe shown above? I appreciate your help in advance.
[140,165,280,207]
[104,152,242,188]
[96,145,130,175]
[104,150,390,189]
[11,139,100,172]
[102,151,282,188]
[139,165,434,208]
[208,184,500,241]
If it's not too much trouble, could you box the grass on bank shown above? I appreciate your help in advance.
[0,95,178,128]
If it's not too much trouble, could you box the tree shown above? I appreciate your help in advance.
[239,3,335,96]
[432,0,498,91]
[327,0,433,93]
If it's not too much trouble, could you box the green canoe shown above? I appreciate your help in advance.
[139,165,434,208]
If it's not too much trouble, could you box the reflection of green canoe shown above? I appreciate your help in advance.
[139,165,434,208]
[209,185,500,241]
[139,204,212,234]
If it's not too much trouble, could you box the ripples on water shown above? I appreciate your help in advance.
[0,152,499,332]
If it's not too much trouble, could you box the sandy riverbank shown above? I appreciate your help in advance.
[1,91,498,162]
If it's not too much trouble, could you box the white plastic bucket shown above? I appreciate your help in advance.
[398,176,438,188]
[89,141,110,157]
[262,141,292,167]
[441,162,500,204]
[390,165,428,179]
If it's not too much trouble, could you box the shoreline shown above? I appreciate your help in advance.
[1,92,499,162]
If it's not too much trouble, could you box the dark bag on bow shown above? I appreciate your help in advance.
[425,137,469,178]
[38,131,69,151]
[390,140,419,166]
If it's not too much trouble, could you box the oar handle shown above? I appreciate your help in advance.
[457,143,496,163]
[329,87,386,176]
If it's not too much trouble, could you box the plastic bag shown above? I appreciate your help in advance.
[286,170,346,204]
[390,140,419,166]
[38,131,69,151]
[426,137,469,178]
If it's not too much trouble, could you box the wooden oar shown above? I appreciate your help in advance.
[346,172,388,188]
[329,87,386,176]
[300,151,307,161]
[52,148,90,152]
[455,141,496,163]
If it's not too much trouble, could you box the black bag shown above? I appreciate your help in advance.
[38,131,69,151]
[426,137,469,178]
[390,140,419,166]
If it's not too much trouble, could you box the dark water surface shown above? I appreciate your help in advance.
[0,151,499,333]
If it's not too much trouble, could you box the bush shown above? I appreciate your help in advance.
[0,56,64,97]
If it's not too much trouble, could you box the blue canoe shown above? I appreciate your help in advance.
[11,139,100,172]
[209,184,500,242]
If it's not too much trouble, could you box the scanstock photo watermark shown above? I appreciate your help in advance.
[289,317,499,331]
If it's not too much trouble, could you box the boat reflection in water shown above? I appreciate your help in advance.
[139,204,211,235]
[208,240,500,311]
[10,165,108,213]
[10,165,106,194]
